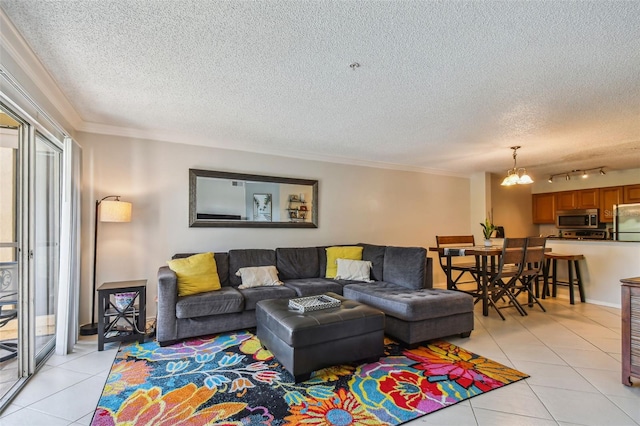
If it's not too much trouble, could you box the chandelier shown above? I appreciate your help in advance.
[501,146,533,186]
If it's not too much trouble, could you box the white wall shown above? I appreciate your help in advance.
[491,173,538,238]
[78,132,471,321]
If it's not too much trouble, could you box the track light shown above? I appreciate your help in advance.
[548,167,607,183]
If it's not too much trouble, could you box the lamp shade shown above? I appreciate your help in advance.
[100,200,132,222]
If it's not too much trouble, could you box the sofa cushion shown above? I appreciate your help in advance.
[343,283,473,322]
[175,286,244,319]
[383,246,427,289]
[238,286,297,311]
[283,278,345,297]
[229,249,276,286]
[236,265,283,289]
[335,259,373,282]
[173,252,230,287]
[167,252,221,296]
[359,243,386,282]
[276,247,319,280]
[325,246,363,278]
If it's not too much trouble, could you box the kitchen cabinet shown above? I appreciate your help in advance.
[556,191,577,210]
[624,184,640,204]
[532,193,556,224]
[576,188,599,209]
[599,186,623,222]
[556,189,599,210]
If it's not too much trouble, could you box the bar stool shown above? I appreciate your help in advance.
[543,253,585,304]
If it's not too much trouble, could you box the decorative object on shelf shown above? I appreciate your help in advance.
[480,215,496,247]
[253,193,272,222]
[299,205,307,211]
[114,292,137,310]
[547,166,606,183]
[80,195,132,336]
[289,194,300,202]
[501,146,533,186]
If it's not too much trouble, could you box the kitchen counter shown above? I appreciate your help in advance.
[546,239,640,307]
[547,237,639,243]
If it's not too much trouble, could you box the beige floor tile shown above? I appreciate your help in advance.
[474,408,559,426]
[530,384,637,425]
[500,344,567,365]
[470,381,553,419]
[610,395,640,424]
[575,367,640,399]
[552,347,620,371]
[10,368,91,407]
[0,406,70,425]
[27,375,106,422]
[512,360,598,393]
[412,402,475,425]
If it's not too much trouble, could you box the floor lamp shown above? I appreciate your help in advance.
[79,195,132,336]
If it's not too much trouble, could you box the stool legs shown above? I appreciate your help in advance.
[542,257,585,304]
[568,259,575,305]
[574,260,586,303]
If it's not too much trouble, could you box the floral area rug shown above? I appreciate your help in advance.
[91,330,528,425]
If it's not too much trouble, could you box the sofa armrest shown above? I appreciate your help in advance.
[157,266,179,343]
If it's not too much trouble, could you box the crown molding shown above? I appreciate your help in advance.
[79,120,467,178]
[0,9,83,131]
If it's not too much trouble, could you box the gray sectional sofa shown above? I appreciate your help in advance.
[157,243,474,347]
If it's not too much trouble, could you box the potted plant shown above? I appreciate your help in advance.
[480,216,496,247]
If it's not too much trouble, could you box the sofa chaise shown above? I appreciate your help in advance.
[157,243,473,347]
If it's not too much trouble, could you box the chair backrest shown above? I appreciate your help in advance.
[523,236,547,273]
[498,238,526,273]
[435,235,477,270]
[436,235,475,247]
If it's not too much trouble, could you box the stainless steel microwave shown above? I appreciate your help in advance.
[556,209,599,229]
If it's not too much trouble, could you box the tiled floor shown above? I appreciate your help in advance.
[0,296,638,425]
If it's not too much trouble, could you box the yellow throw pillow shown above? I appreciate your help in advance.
[325,246,363,278]
[167,252,221,296]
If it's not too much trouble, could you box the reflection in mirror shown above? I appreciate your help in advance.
[189,169,318,228]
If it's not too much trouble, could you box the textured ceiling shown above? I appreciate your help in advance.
[1,0,639,178]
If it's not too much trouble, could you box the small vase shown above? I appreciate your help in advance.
[484,239,492,247]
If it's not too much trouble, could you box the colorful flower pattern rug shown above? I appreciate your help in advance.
[91,331,528,425]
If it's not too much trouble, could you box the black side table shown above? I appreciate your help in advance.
[97,280,146,351]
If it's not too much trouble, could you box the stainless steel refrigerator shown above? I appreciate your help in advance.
[614,203,640,241]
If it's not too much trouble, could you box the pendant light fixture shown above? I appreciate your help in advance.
[501,146,533,186]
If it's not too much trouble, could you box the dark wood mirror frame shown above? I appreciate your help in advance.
[189,169,319,228]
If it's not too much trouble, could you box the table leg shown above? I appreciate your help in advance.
[482,255,489,316]
[446,255,454,290]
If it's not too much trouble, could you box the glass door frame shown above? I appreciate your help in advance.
[0,96,64,406]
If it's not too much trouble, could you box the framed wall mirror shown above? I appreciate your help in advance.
[189,169,319,228]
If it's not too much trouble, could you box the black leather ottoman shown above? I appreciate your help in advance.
[256,292,385,382]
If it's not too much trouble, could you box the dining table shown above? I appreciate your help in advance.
[429,245,503,317]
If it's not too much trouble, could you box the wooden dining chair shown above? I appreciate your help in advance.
[435,235,480,293]
[512,237,547,312]
[488,238,527,320]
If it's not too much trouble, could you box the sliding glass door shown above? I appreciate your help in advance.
[0,102,62,405]
[33,133,60,363]
[0,106,22,400]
